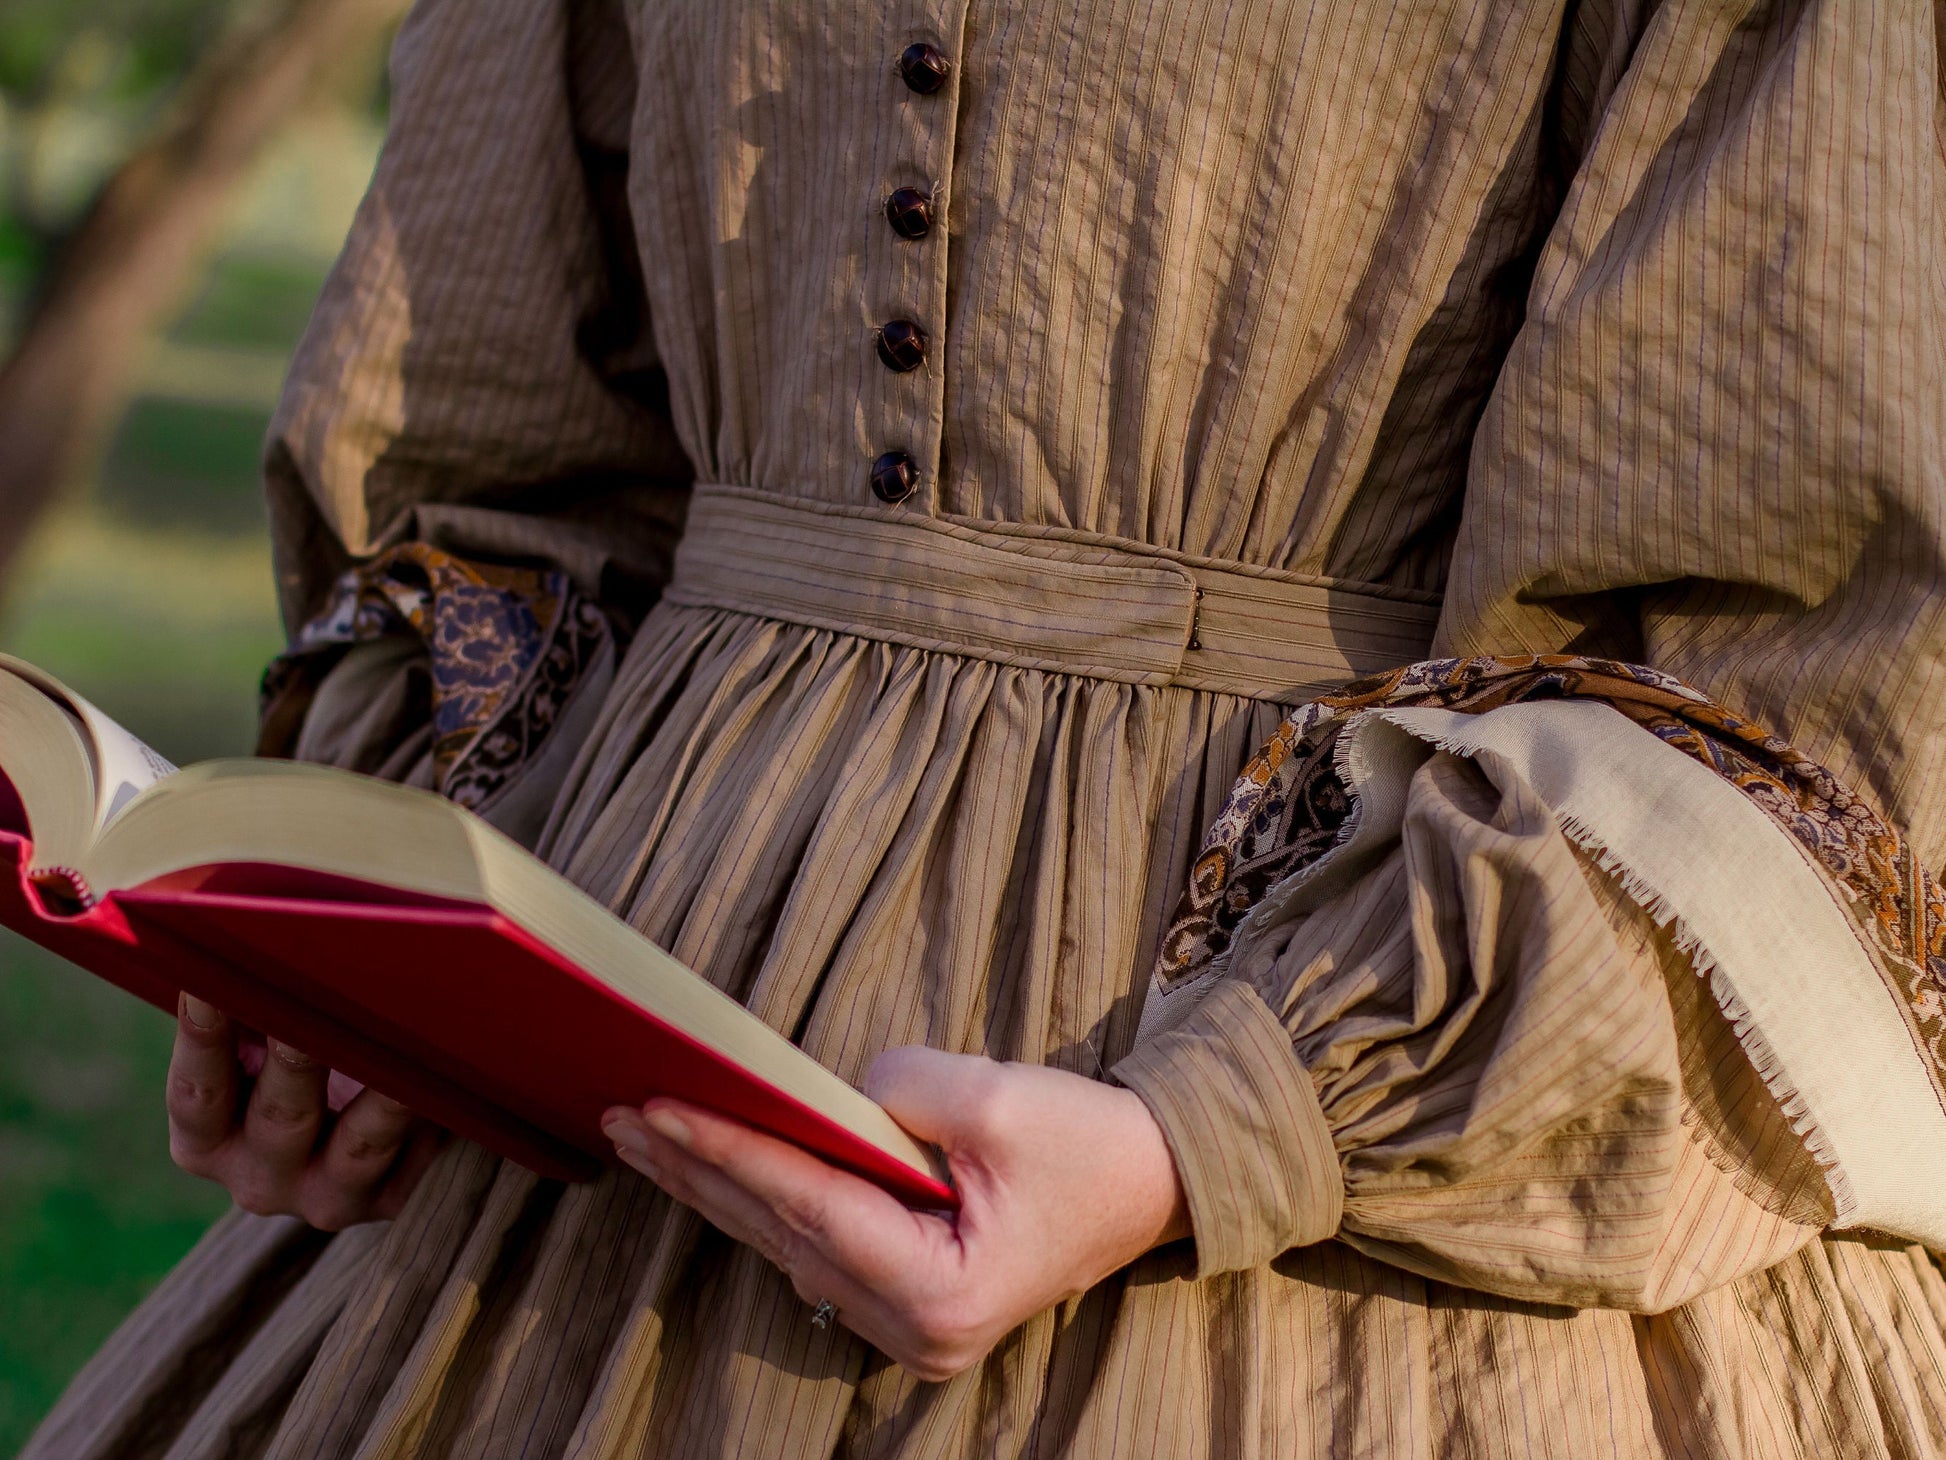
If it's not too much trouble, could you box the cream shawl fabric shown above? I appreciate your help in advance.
[1141,698,1946,1246]
[1377,702,1946,1249]
[26,0,1946,1456]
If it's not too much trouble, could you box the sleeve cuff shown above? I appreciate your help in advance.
[1112,979,1344,1277]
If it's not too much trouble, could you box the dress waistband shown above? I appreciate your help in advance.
[663,486,1442,704]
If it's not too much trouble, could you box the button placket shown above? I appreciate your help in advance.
[860,3,968,509]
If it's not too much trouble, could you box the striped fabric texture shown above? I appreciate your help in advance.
[663,486,1444,695]
[27,0,1946,1456]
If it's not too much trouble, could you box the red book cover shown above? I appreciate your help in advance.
[0,786,956,1209]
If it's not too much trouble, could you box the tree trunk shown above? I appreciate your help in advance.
[0,0,408,581]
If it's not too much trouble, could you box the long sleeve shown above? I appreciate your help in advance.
[259,0,692,807]
[1120,0,1943,1306]
[1442,0,1946,861]
[1119,745,1831,1309]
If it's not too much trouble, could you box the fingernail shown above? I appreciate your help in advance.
[603,1118,649,1157]
[643,1107,690,1149]
[181,995,222,1030]
[268,1039,316,1070]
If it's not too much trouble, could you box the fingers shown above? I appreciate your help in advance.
[167,995,241,1172]
[302,1088,419,1230]
[671,1107,932,1288]
[609,1108,893,1328]
[162,1000,436,1229]
[318,1088,416,1186]
[603,1104,955,1347]
[605,1107,819,1259]
[231,1039,328,1210]
[603,1101,1024,1379]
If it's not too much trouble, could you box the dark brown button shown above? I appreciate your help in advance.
[876,319,928,372]
[870,451,919,503]
[885,186,934,240]
[898,42,951,94]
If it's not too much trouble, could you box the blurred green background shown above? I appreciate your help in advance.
[0,4,386,1447]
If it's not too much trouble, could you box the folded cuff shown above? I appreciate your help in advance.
[1113,979,1344,1277]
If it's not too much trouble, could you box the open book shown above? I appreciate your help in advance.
[0,654,953,1207]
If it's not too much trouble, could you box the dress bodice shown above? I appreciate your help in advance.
[621,0,1552,594]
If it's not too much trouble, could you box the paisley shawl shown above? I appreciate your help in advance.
[259,544,613,814]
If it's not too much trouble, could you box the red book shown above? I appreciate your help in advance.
[0,654,955,1209]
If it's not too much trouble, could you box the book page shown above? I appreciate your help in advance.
[72,694,178,833]
[0,656,177,837]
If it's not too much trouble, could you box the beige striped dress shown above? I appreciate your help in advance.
[28,0,1946,1455]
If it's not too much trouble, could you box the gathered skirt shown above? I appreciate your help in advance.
[26,602,1946,1459]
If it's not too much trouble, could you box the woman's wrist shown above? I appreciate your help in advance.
[1104,1084,1193,1255]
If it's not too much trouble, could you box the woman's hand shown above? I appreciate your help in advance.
[166,994,446,1230]
[601,1047,1190,1381]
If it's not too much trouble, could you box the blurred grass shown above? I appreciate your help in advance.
[4,510,284,758]
[0,217,43,343]
[99,398,276,535]
[172,253,328,352]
